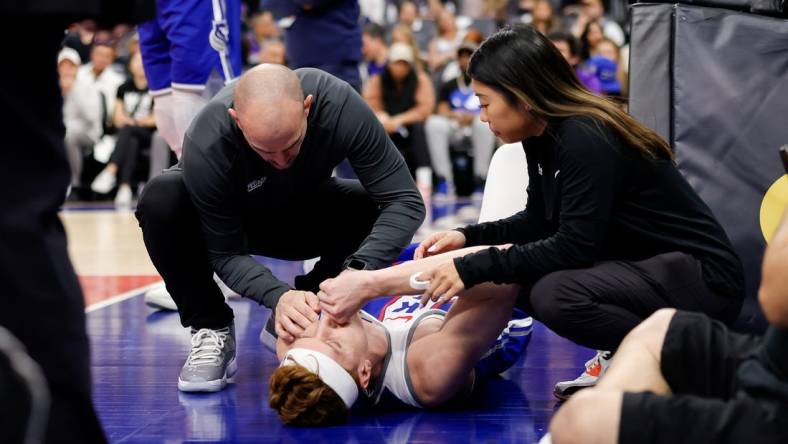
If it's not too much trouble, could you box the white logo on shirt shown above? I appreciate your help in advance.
[538,164,543,176]
[554,169,560,179]
[247,177,266,192]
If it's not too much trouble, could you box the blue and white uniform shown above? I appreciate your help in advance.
[137,0,242,96]
[361,296,533,408]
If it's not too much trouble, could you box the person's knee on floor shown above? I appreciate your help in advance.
[550,389,622,444]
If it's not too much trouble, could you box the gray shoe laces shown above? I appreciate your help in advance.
[186,328,230,367]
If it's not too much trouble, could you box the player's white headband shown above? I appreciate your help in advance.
[280,348,359,408]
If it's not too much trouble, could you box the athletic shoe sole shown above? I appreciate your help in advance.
[177,357,238,393]
[553,381,596,401]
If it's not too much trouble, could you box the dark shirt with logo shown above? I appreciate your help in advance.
[116,80,153,120]
[454,116,743,302]
[180,68,424,309]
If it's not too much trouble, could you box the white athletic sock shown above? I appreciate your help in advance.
[152,93,180,158]
[172,88,208,159]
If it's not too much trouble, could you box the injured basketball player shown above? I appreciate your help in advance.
[268,245,532,426]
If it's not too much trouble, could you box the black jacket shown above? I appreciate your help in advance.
[454,116,743,300]
[181,68,424,308]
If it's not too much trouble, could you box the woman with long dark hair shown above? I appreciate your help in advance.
[409,24,744,398]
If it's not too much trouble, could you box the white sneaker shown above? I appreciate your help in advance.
[144,284,177,311]
[553,350,613,400]
[145,276,239,312]
[114,184,133,206]
[90,169,117,194]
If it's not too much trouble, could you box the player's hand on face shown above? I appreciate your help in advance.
[317,270,373,324]
[418,261,465,307]
[275,290,321,342]
[414,230,466,259]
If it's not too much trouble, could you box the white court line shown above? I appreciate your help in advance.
[85,281,163,313]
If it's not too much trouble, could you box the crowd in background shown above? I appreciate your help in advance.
[58,0,630,204]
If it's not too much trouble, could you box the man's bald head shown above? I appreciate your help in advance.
[233,64,304,116]
[229,64,313,170]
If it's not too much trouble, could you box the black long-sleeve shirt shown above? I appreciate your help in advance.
[454,116,744,300]
[180,68,425,309]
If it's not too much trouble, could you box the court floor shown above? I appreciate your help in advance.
[62,201,593,444]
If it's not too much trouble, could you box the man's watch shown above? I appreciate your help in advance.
[345,258,368,271]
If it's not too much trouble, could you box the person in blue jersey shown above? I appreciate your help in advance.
[137,0,242,159]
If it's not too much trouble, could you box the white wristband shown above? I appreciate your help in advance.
[409,272,430,290]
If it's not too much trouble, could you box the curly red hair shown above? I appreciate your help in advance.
[268,363,353,426]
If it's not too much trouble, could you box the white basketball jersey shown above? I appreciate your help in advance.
[362,296,445,408]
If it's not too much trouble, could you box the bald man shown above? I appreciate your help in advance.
[135,65,425,392]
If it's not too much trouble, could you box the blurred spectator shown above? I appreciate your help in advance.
[263,0,362,89]
[62,19,96,63]
[426,40,495,197]
[364,43,435,177]
[570,0,624,47]
[427,9,461,74]
[460,0,486,19]
[64,40,125,190]
[362,23,388,81]
[360,0,387,25]
[464,27,485,45]
[391,23,426,72]
[245,11,282,66]
[594,35,618,61]
[586,38,622,96]
[530,0,562,35]
[259,40,287,65]
[548,31,602,94]
[517,0,535,18]
[57,47,81,97]
[91,52,156,206]
[579,19,604,61]
[116,32,141,77]
[398,0,419,28]
[112,24,136,66]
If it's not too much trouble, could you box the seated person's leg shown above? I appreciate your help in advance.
[425,115,454,185]
[550,309,767,444]
[470,116,495,183]
[406,281,520,407]
[64,131,93,187]
[553,388,782,444]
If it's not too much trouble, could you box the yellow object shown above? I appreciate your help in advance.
[760,175,788,243]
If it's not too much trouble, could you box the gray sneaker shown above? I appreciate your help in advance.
[259,312,278,354]
[178,325,237,392]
